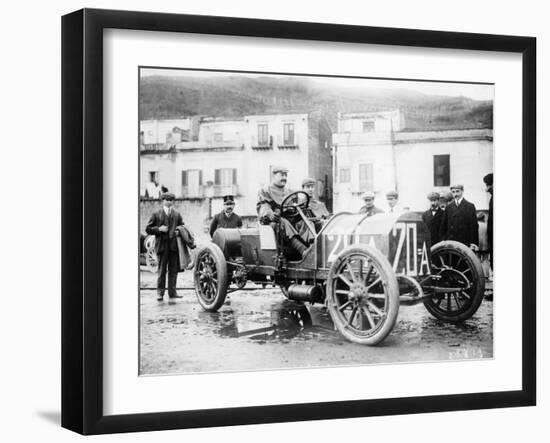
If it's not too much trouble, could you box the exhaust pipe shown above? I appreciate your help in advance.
[287,284,323,303]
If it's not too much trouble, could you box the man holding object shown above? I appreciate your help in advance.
[146,192,184,301]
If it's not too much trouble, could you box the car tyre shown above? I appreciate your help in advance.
[194,243,229,312]
[327,245,400,345]
[423,240,485,322]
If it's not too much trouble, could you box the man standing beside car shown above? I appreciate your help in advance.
[145,192,184,301]
[422,191,444,245]
[483,173,493,271]
[210,195,243,238]
[440,184,479,251]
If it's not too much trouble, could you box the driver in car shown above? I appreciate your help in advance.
[257,166,309,259]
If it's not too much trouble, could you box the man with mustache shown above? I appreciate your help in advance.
[257,166,309,259]
[209,195,243,238]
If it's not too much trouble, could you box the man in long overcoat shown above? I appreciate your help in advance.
[440,184,479,250]
[422,191,444,245]
[145,192,184,300]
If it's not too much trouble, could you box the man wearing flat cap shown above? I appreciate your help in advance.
[422,192,444,245]
[302,177,330,220]
[385,190,405,213]
[145,192,184,300]
[359,191,384,217]
[439,191,453,211]
[210,195,243,238]
[440,184,479,250]
[257,166,309,259]
[483,173,494,269]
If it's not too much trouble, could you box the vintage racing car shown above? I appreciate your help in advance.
[193,191,485,345]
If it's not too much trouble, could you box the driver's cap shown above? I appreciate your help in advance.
[301,177,316,187]
[361,191,375,200]
[272,165,288,174]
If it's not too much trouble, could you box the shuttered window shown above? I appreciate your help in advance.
[359,163,374,191]
[433,155,450,187]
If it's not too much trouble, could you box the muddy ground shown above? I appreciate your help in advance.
[139,269,493,375]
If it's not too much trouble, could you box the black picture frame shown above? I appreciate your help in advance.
[61,8,536,435]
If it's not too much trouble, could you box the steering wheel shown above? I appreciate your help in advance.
[280,191,310,218]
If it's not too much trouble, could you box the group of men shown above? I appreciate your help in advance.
[146,166,493,300]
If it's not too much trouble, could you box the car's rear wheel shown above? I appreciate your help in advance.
[194,243,229,312]
[327,245,399,345]
[423,240,485,322]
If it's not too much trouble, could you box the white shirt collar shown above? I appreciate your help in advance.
[163,207,171,216]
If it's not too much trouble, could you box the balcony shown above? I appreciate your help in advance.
[211,184,239,197]
[278,144,299,150]
[180,184,240,199]
[180,186,205,199]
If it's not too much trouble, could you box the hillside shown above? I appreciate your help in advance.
[139,75,493,131]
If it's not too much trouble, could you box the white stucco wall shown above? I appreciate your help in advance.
[394,138,493,211]
[333,129,494,213]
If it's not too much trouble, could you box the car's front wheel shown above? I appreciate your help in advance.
[194,243,229,312]
[327,245,400,345]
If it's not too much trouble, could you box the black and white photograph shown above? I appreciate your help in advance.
[138,68,494,375]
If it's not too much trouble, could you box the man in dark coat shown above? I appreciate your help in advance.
[301,177,330,220]
[145,192,184,300]
[359,191,384,217]
[210,195,243,237]
[257,166,308,258]
[440,184,479,250]
[483,173,493,269]
[422,191,444,245]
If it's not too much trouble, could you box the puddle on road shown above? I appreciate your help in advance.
[204,300,336,343]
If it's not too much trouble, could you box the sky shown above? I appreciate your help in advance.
[140,67,494,101]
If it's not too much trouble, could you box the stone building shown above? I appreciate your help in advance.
[140,112,332,235]
[332,110,493,213]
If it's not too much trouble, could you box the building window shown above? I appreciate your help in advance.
[362,120,375,132]
[433,155,450,187]
[358,163,374,191]
[283,123,295,145]
[149,171,158,183]
[339,168,351,183]
[182,169,203,197]
[258,124,269,146]
[214,132,223,142]
[215,168,237,187]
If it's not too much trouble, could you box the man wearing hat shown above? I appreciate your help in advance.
[257,166,308,259]
[359,191,384,217]
[385,190,404,213]
[483,173,494,270]
[440,184,479,250]
[301,177,330,220]
[209,195,243,238]
[422,192,444,245]
[145,192,184,300]
[439,191,453,211]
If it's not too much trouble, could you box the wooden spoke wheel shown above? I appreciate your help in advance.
[193,243,229,312]
[327,245,399,345]
[423,240,485,322]
[144,235,158,273]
